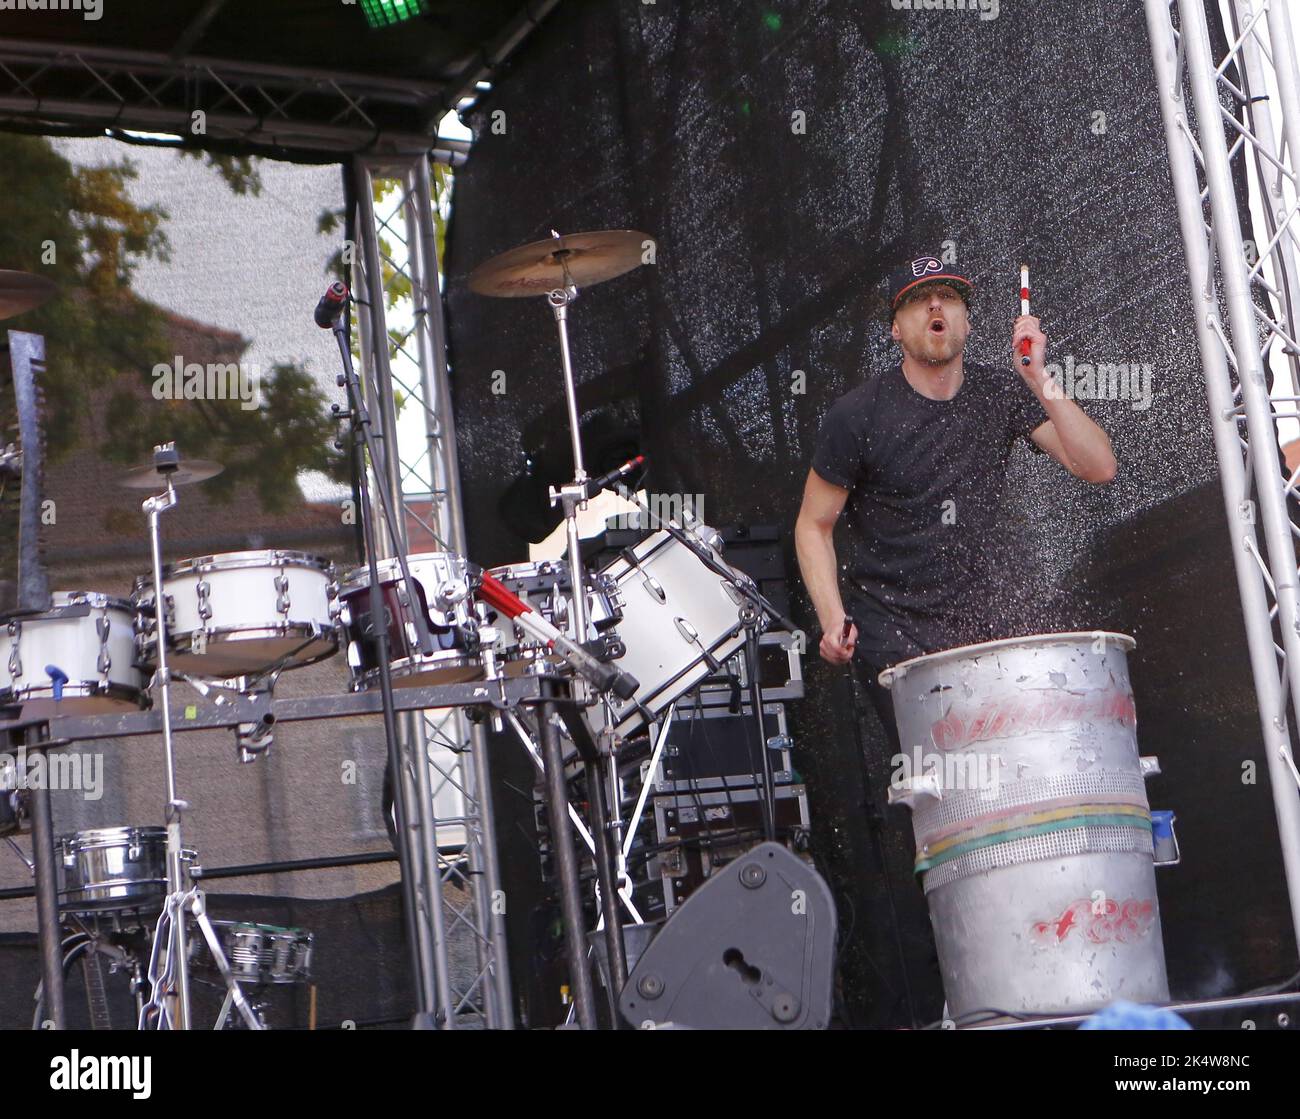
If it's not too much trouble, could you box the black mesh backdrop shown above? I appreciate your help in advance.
[445,0,1296,1025]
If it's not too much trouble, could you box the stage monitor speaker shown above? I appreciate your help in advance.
[618,842,836,1030]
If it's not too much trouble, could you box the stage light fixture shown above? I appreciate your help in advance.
[360,0,429,29]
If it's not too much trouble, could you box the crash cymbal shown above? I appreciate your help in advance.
[467,230,652,297]
[0,271,56,321]
[118,458,225,489]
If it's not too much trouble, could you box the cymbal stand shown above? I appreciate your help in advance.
[134,444,259,1030]
[539,253,634,1018]
[136,447,193,1028]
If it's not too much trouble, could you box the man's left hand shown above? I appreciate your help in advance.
[1011,314,1048,391]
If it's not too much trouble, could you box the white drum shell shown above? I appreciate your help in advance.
[0,593,145,715]
[136,550,338,677]
[598,527,759,736]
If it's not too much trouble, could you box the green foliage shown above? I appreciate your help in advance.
[105,361,346,512]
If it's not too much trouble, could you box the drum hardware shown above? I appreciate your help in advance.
[469,230,671,1024]
[140,884,265,1030]
[32,927,148,1031]
[120,441,260,1031]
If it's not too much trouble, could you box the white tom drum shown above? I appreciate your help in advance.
[597,523,762,736]
[134,550,339,678]
[0,592,147,715]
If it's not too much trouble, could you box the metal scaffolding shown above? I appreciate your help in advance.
[350,155,513,1028]
[1145,0,1300,951]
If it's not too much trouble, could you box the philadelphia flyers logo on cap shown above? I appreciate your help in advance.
[910,256,943,278]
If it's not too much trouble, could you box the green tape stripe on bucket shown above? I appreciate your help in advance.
[914,811,1152,876]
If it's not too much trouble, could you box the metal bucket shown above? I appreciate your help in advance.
[879,632,1169,1018]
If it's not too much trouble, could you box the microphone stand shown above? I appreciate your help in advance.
[327,304,440,1026]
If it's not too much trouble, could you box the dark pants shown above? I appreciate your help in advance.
[851,654,902,758]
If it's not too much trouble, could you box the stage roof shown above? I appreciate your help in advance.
[0,0,558,161]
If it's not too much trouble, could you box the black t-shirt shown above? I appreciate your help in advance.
[811,359,1048,667]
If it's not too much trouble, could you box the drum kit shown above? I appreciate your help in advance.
[0,231,794,1030]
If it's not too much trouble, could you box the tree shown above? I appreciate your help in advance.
[0,133,346,511]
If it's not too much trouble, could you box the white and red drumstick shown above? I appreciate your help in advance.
[1019,263,1032,366]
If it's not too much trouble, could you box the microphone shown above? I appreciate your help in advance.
[585,454,646,498]
[314,281,349,329]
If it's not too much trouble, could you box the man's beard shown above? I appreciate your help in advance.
[911,329,964,365]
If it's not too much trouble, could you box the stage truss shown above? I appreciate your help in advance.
[1145,0,1300,951]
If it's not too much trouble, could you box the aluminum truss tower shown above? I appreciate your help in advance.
[1145,0,1300,951]
[351,155,512,1028]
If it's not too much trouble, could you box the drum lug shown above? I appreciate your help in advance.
[96,611,112,676]
[6,620,20,679]
[275,572,291,616]
[196,579,213,622]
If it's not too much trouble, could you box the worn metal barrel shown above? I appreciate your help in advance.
[879,632,1169,1018]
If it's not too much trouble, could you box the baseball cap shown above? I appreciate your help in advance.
[887,254,974,317]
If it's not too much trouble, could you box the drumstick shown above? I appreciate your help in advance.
[1019,263,1031,366]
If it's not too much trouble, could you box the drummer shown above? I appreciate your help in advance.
[794,254,1117,752]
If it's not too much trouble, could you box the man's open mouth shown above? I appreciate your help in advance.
[929,319,946,334]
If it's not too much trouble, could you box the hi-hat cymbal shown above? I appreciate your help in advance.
[467,230,652,297]
[0,271,56,321]
[118,458,225,489]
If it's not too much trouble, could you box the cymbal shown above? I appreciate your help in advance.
[0,271,56,321]
[118,458,225,489]
[467,230,652,297]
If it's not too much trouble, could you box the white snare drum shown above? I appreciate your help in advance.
[339,551,483,689]
[190,920,313,986]
[135,550,339,678]
[56,826,195,917]
[597,524,761,736]
[480,560,622,675]
[0,593,146,715]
